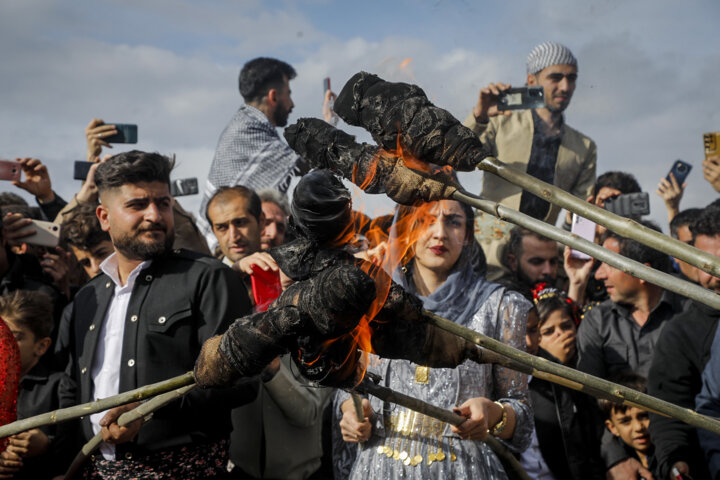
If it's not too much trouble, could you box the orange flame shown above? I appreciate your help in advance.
[308,134,455,385]
[399,58,413,69]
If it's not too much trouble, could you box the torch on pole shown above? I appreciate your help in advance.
[476,156,720,278]
[64,384,197,479]
[451,189,720,311]
[351,379,531,480]
[422,310,720,436]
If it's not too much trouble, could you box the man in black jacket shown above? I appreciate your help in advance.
[648,205,720,480]
[63,151,253,478]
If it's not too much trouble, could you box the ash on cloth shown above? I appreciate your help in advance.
[194,170,478,389]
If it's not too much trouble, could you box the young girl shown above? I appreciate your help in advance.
[520,286,604,480]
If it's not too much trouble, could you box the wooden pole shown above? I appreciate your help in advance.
[352,379,531,480]
[0,372,195,439]
[476,156,720,278]
[452,190,720,310]
[423,310,720,435]
[64,384,197,479]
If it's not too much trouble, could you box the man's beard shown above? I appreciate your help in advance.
[273,106,290,127]
[113,227,174,261]
[516,268,555,290]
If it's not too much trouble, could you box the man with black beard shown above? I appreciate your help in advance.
[499,226,560,290]
[61,151,252,479]
[199,57,308,250]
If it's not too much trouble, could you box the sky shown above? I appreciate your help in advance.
[1,0,719,231]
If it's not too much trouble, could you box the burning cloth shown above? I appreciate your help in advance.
[194,170,480,389]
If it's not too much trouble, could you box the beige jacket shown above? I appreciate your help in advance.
[463,109,597,278]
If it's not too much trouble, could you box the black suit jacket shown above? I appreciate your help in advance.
[63,249,253,459]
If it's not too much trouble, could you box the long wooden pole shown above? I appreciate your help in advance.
[452,190,720,310]
[477,156,720,278]
[64,384,197,479]
[423,310,720,435]
[352,379,531,480]
[0,372,195,439]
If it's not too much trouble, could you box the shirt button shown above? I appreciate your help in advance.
[127,359,135,367]
[130,315,138,322]
[105,281,112,288]
[145,274,153,282]
[81,367,87,374]
[158,316,166,324]
[89,324,95,331]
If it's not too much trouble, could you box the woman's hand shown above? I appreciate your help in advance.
[450,397,499,441]
[339,398,373,443]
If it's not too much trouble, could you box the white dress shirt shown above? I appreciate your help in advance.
[90,253,151,460]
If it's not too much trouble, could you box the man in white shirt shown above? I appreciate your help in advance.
[63,150,253,478]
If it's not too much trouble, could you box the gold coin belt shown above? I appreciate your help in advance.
[375,409,457,467]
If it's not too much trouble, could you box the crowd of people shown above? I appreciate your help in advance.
[0,41,718,480]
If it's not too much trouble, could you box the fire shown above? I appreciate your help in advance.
[307,134,454,385]
[399,58,413,69]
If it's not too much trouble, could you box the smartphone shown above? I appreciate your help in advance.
[73,161,94,181]
[103,123,138,144]
[604,192,650,218]
[323,77,331,93]
[497,86,545,111]
[250,265,282,312]
[170,178,199,197]
[704,132,720,159]
[666,159,692,185]
[0,160,21,182]
[16,220,61,248]
[570,213,596,260]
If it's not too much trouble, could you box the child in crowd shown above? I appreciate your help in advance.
[0,290,73,480]
[598,375,657,476]
[520,285,604,480]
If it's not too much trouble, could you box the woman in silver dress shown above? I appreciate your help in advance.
[336,199,533,479]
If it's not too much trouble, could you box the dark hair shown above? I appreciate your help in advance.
[0,192,29,208]
[61,204,111,251]
[594,171,641,196]
[598,373,647,417]
[206,185,262,225]
[94,151,174,194]
[238,57,296,103]
[669,208,703,239]
[601,220,670,273]
[691,206,720,239]
[502,226,554,268]
[535,294,577,327]
[0,290,53,339]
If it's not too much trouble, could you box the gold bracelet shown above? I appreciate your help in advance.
[489,401,508,436]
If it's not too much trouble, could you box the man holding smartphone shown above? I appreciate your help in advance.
[463,41,596,280]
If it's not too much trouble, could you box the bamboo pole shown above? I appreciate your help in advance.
[64,384,197,479]
[0,372,195,439]
[352,379,531,480]
[452,190,720,310]
[476,156,720,278]
[423,310,720,435]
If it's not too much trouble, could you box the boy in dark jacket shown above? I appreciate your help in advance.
[598,375,658,478]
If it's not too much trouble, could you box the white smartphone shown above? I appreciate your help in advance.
[570,213,596,260]
[16,220,62,248]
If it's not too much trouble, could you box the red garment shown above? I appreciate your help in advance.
[0,317,20,452]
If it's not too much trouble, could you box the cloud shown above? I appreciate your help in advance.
[1,0,718,229]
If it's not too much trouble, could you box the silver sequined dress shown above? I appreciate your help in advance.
[338,287,533,480]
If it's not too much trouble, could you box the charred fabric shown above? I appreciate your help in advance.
[194,72,487,389]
